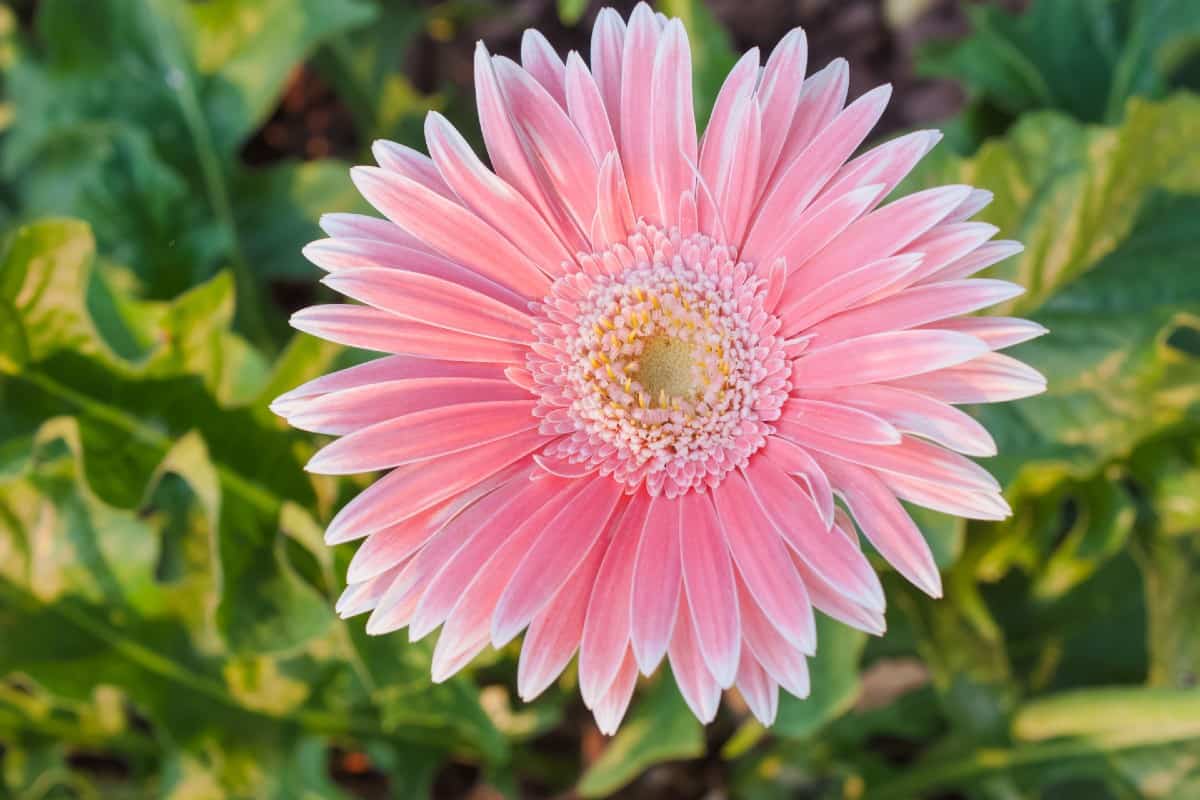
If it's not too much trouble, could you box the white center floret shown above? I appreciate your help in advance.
[528,224,791,498]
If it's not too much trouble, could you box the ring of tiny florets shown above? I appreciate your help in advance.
[528,224,790,499]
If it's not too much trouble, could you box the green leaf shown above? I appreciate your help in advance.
[773,617,867,739]
[1013,687,1200,746]
[0,219,99,361]
[234,160,368,282]
[577,676,705,797]
[919,0,1200,137]
[557,0,589,26]
[0,298,27,375]
[189,0,377,154]
[3,0,378,344]
[0,217,502,797]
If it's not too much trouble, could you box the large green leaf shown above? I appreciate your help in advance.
[0,218,506,796]
[919,0,1200,141]
[2,0,376,344]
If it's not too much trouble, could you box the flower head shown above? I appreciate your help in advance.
[273,3,1046,733]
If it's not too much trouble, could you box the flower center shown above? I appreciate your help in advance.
[527,224,790,498]
[636,335,695,403]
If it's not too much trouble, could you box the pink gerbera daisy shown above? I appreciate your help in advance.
[272,3,1046,733]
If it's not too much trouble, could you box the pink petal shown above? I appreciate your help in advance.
[491,478,624,645]
[945,188,994,222]
[591,152,635,249]
[791,330,988,388]
[302,237,527,309]
[592,649,639,734]
[745,453,885,611]
[345,498,473,584]
[350,165,549,299]
[424,113,574,273]
[736,651,779,725]
[667,594,722,723]
[782,399,902,445]
[281,377,527,436]
[630,495,683,674]
[679,492,740,688]
[430,481,585,682]
[880,470,1011,521]
[699,47,759,184]
[307,400,538,475]
[475,43,583,252]
[365,479,536,634]
[371,139,455,201]
[779,253,922,336]
[290,305,529,363]
[364,576,423,634]
[769,182,890,277]
[410,477,569,640]
[923,317,1048,350]
[820,130,941,205]
[565,51,618,162]
[815,455,943,597]
[703,93,762,245]
[580,494,651,706]
[590,7,627,133]
[336,564,405,618]
[889,352,1047,403]
[323,435,544,543]
[788,551,887,636]
[777,424,1000,493]
[804,384,997,457]
[518,521,609,700]
[756,28,808,185]
[893,221,999,286]
[761,437,835,528]
[271,354,502,410]
[922,240,1024,283]
[323,268,533,345]
[804,279,1025,347]
[735,577,811,698]
[743,84,890,262]
[784,185,972,300]
[769,57,850,187]
[494,57,600,233]
[712,472,816,652]
[521,29,566,107]
[619,3,664,222]
[650,20,698,227]
[319,212,440,256]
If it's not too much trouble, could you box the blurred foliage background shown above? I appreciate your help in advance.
[1,0,1199,797]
